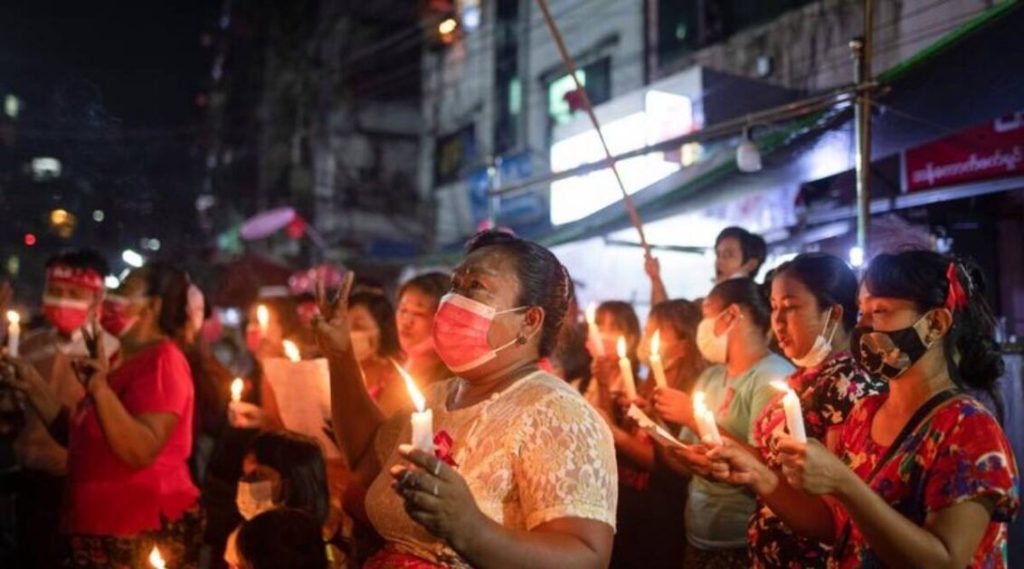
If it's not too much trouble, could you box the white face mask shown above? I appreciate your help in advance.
[349,330,377,362]
[236,479,275,521]
[696,311,735,364]
[790,309,838,369]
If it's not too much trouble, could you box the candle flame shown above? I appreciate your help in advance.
[148,546,166,569]
[651,330,661,356]
[585,302,598,325]
[256,304,269,330]
[770,380,793,393]
[282,340,301,362]
[616,336,627,359]
[230,378,244,402]
[6,310,19,325]
[392,359,426,412]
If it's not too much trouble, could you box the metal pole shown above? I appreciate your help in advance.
[852,0,874,262]
[534,0,652,257]
[487,156,502,228]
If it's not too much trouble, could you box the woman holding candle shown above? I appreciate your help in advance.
[703,253,886,568]
[709,251,1019,568]
[585,301,640,406]
[653,277,793,568]
[313,229,617,568]
[4,262,202,568]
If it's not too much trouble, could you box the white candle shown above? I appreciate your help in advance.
[6,310,20,358]
[617,336,638,400]
[256,304,270,336]
[148,546,166,569]
[649,330,668,389]
[282,340,301,362]
[585,303,605,357]
[230,378,244,403]
[393,361,434,453]
[693,391,723,446]
[771,381,807,442]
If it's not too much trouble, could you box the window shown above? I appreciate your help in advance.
[546,57,611,133]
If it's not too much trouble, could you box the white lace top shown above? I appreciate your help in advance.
[365,371,618,566]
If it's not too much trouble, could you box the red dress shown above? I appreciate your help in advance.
[64,340,199,536]
[826,393,1019,568]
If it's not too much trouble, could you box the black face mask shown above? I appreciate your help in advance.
[850,314,933,381]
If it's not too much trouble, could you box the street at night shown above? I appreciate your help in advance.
[1,1,1022,568]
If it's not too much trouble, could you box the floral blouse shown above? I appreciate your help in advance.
[364,371,618,567]
[749,351,886,568]
[826,393,1020,568]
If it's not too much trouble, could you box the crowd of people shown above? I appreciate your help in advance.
[0,225,1018,568]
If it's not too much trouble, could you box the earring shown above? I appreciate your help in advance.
[516,335,527,345]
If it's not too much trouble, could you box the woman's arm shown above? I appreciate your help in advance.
[778,438,995,568]
[645,256,669,306]
[455,516,613,569]
[91,383,178,469]
[610,424,655,471]
[831,462,993,568]
[312,276,387,475]
[394,447,613,569]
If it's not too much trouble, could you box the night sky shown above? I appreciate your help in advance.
[1,0,213,128]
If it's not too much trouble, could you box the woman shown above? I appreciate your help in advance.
[711,251,1020,568]
[653,277,794,568]
[225,430,340,568]
[601,299,706,568]
[5,263,201,568]
[395,272,452,387]
[584,300,641,406]
[313,230,617,568]
[348,292,405,416]
[750,253,885,568]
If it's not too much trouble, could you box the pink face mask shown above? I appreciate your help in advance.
[43,296,92,335]
[431,293,529,374]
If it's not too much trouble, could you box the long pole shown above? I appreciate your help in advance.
[852,0,874,263]
[534,0,651,257]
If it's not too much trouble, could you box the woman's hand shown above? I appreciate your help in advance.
[707,441,778,495]
[391,444,484,549]
[72,320,111,397]
[777,436,852,496]
[311,272,355,360]
[3,355,62,424]
[653,387,692,426]
[661,442,714,478]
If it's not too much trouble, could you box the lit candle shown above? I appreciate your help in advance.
[771,381,807,443]
[6,310,20,358]
[282,340,301,362]
[148,546,166,569]
[256,304,270,336]
[393,361,434,453]
[230,378,244,403]
[585,302,605,357]
[649,330,668,389]
[617,336,638,400]
[693,391,723,446]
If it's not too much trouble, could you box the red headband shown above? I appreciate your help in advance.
[46,265,103,292]
[944,262,968,312]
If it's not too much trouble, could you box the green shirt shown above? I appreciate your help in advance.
[682,353,794,550]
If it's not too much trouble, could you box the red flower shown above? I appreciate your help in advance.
[433,430,458,468]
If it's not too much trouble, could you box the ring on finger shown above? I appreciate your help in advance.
[432,482,439,497]
[432,460,442,477]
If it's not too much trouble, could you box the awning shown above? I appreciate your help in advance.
[528,1,1024,249]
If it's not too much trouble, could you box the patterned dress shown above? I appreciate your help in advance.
[364,371,618,567]
[748,351,885,568]
[824,393,1019,568]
